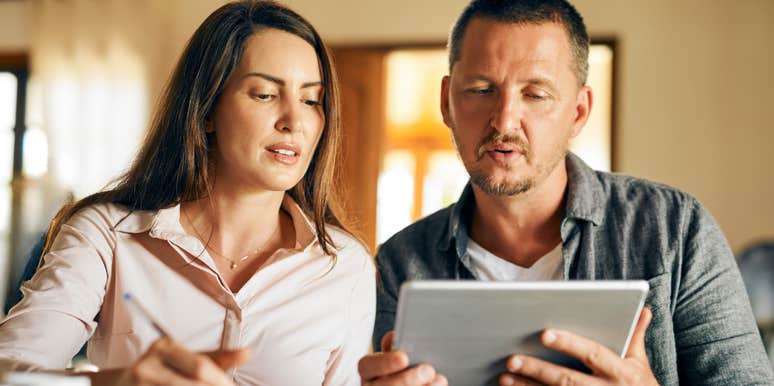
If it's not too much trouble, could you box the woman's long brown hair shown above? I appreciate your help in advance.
[43,0,350,257]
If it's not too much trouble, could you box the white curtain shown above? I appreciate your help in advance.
[28,0,177,198]
[1,0,225,314]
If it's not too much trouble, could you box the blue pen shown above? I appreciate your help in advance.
[123,292,174,339]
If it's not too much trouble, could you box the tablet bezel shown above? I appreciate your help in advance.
[393,280,649,384]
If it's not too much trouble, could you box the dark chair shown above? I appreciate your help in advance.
[4,234,47,314]
[737,242,774,363]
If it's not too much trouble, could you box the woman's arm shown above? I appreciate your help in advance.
[0,205,116,370]
[0,205,250,385]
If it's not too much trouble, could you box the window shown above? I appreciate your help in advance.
[0,62,27,309]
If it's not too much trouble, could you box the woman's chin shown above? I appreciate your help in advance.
[256,176,304,193]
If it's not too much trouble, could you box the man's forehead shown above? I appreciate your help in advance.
[452,18,571,74]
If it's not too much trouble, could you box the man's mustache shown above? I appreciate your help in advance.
[476,131,530,160]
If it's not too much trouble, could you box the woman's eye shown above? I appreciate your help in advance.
[303,99,321,106]
[251,94,273,101]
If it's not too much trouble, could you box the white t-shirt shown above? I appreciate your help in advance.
[467,239,563,281]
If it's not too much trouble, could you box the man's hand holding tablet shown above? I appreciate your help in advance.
[359,281,659,386]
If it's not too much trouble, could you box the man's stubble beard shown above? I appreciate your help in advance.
[453,129,570,197]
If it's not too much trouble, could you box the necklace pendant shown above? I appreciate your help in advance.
[230,262,238,269]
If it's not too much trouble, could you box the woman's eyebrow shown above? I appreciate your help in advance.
[242,72,322,88]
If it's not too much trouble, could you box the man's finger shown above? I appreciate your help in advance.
[504,355,598,386]
[625,306,653,361]
[358,351,409,381]
[382,331,395,352]
[429,374,449,386]
[538,329,621,377]
[498,373,542,386]
[365,364,437,386]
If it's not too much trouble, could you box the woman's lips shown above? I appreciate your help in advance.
[266,142,301,165]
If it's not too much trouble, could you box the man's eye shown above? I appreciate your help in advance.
[526,93,547,100]
[468,88,493,95]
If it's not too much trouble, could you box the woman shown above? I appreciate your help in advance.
[0,1,374,385]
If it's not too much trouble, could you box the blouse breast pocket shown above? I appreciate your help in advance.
[87,330,143,369]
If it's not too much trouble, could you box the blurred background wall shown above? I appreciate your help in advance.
[291,0,774,255]
[0,0,772,300]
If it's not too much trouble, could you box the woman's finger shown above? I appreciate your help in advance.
[202,348,251,370]
[131,354,206,386]
[148,338,235,386]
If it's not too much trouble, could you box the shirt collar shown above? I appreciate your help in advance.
[439,183,475,256]
[281,194,318,251]
[439,152,605,255]
[113,194,319,251]
[564,152,605,225]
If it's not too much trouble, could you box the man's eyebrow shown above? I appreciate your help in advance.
[466,75,494,83]
[242,72,322,88]
[525,77,556,88]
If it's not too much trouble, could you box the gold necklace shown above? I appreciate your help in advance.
[183,206,281,270]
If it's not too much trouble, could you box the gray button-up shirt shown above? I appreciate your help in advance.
[374,153,774,385]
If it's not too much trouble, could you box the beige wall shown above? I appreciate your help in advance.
[0,1,29,51]
[576,0,774,254]
[3,0,772,252]
[284,0,774,253]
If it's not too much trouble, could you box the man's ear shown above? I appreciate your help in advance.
[571,85,593,138]
[440,75,452,128]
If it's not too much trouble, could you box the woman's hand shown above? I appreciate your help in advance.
[92,337,251,386]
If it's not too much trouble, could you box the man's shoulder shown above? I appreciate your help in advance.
[595,170,700,214]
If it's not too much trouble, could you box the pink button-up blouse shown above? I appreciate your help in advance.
[0,196,375,385]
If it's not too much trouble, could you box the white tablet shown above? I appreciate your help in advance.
[393,280,649,385]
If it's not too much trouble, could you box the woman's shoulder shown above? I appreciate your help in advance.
[325,225,374,270]
[66,202,137,229]
[65,202,161,238]
[326,225,368,253]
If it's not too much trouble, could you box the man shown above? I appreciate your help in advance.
[358,0,774,385]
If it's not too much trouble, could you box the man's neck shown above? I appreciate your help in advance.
[469,161,568,268]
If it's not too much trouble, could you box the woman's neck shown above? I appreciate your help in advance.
[182,185,288,259]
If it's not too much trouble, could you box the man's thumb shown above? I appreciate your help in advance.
[625,307,652,361]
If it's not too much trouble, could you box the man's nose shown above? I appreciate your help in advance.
[490,91,522,133]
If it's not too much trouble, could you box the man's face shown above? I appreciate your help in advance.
[442,18,591,196]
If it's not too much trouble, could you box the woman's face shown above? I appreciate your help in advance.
[209,28,324,193]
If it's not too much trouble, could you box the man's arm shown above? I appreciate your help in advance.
[373,251,398,351]
[672,199,773,384]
